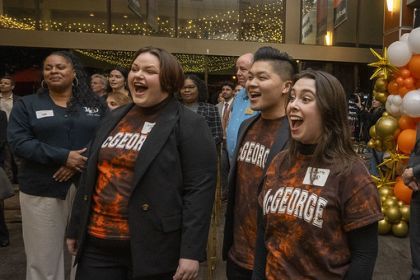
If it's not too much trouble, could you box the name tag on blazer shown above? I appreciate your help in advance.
[36,110,54,119]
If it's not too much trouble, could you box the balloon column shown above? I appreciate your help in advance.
[368,28,420,237]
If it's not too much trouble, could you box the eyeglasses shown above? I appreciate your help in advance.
[182,85,196,90]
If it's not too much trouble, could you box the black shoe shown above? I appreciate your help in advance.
[0,240,9,247]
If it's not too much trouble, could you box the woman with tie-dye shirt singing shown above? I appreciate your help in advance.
[253,70,383,280]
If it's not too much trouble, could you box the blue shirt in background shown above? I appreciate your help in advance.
[225,88,258,162]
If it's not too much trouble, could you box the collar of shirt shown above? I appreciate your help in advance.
[224,99,234,107]
[0,93,13,100]
[238,88,249,100]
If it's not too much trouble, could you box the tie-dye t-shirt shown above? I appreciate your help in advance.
[228,117,283,270]
[259,151,383,279]
[88,106,159,240]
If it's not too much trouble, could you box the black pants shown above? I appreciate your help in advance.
[76,236,174,280]
[411,191,420,280]
[220,146,230,200]
[0,200,9,243]
[226,257,253,280]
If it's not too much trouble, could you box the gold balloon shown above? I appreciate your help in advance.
[375,78,388,92]
[383,197,398,209]
[383,112,389,117]
[392,220,409,237]
[378,187,392,197]
[367,139,375,149]
[369,126,376,139]
[381,196,388,204]
[375,115,399,138]
[398,201,404,207]
[375,92,388,104]
[374,139,383,151]
[400,205,410,222]
[378,219,392,235]
[385,206,402,223]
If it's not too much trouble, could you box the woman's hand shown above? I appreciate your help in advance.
[66,148,87,171]
[173,258,199,280]
[66,238,78,256]
[402,168,419,191]
[402,168,414,185]
[53,166,76,182]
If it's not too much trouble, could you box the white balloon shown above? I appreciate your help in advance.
[390,104,402,117]
[408,27,420,54]
[388,41,412,67]
[402,90,420,117]
[393,94,403,105]
[400,33,410,41]
[386,94,403,117]
[385,101,395,116]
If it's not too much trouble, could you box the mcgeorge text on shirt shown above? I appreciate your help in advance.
[102,132,147,151]
[263,187,328,228]
[237,141,270,169]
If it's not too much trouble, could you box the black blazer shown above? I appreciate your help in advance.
[409,124,420,180]
[67,98,217,277]
[222,114,289,260]
[0,110,7,166]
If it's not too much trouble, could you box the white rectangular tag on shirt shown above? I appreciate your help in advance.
[141,121,156,134]
[35,110,54,119]
[303,167,330,187]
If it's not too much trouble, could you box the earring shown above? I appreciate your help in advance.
[72,76,79,87]
[41,80,48,89]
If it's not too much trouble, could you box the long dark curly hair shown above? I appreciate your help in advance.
[40,50,105,113]
[184,74,208,102]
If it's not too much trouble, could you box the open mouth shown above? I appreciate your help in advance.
[289,115,303,129]
[248,91,261,100]
[133,83,147,94]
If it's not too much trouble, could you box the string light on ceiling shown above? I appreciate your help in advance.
[0,1,285,43]
[74,49,236,73]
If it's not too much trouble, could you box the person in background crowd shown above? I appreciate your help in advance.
[234,84,243,95]
[406,11,420,262]
[348,90,362,141]
[402,120,420,280]
[226,53,258,163]
[217,82,235,123]
[8,51,106,280]
[359,98,385,176]
[180,74,223,145]
[253,70,383,280]
[223,46,296,280]
[0,109,9,247]
[107,67,130,97]
[0,76,20,183]
[66,47,217,280]
[106,91,132,111]
[216,81,235,200]
[217,91,225,104]
[90,74,108,99]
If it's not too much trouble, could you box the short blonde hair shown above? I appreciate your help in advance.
[91,74,107,86]
[107,91,132,107]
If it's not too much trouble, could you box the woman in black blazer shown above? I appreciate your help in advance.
[66,47,217,280]
[0,110,9,247]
